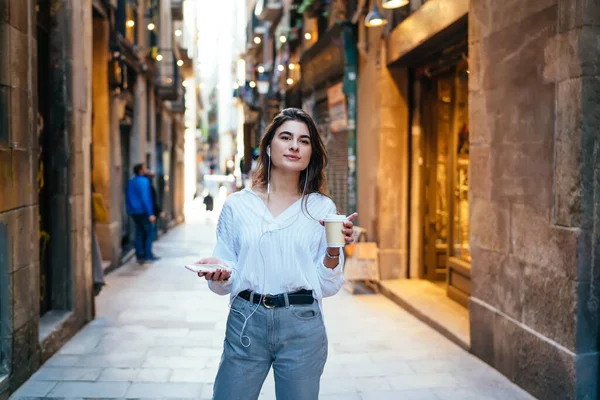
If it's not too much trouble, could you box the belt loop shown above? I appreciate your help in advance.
[250,291,255,304]
[284,292,290,308]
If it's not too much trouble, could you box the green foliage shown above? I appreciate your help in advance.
[298,0,316,13]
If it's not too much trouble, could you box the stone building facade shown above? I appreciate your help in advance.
[468,0,600,398]
[0,0,94,398]
[0,0,188,398]
[92,0,186,271]
[357,0,600,398]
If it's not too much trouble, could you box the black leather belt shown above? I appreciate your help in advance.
[238,289,314,309]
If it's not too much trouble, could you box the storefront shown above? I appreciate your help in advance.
[355,0,471,347]
[408,31,471,307]
[357,0,599,397]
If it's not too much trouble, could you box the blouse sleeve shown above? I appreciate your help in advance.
[208,201,237,295]
[316,203,345,298]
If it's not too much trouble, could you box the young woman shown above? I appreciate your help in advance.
[195,108,357,400]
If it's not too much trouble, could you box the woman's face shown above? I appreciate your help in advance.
[269,120,312,173]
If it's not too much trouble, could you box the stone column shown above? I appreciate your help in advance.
[147,85,157,173]
[68,0,93,322]
[91,16,120,267]
[376,63,410,279]
[356,27,410,279]
[130,75,148,166]
[174,115,185,222]
[356,27,380,244]
[469,0,600,398]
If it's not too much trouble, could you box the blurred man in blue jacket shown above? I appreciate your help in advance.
[126,163,156,264]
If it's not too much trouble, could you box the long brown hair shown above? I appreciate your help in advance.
[252,108,328,205]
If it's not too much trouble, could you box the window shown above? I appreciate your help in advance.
[451,62,470,262]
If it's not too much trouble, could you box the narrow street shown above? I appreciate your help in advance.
[10,201,534,400]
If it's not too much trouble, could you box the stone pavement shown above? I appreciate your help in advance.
[10,200,536,400]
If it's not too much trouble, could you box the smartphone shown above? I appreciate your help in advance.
[185,264,230,274]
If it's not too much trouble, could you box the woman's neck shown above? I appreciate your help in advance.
[267,168,300,196]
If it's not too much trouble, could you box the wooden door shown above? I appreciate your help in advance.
[421,73,453,281]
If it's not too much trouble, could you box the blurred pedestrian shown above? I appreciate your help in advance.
[203,191,214,212]
[126,163,156,264]
[145,170,165,251]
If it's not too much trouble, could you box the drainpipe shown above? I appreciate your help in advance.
[341,22,358,220]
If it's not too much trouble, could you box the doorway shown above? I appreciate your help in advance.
[120,122,135,255]
[416,60,471,306]
[420,71,451,282]
[37,0,73,315]
[37,0,52,316]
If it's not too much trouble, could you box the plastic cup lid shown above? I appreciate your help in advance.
[323,214,347,222]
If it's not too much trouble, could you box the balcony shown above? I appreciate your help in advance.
[170,90,185,113]
[155,50,181,101]
[172,0,183,21]
[255,0,282,24]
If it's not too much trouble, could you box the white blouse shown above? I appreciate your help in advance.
[207,188,345,302]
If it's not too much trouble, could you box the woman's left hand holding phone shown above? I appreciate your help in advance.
[195,257,231,281]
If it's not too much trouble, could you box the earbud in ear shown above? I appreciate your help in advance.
[267,146,271,157]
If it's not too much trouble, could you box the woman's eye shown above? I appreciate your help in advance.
[301,140,310,145]
[281,136,290,140]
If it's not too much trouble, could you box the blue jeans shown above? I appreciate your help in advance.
[132,214,154,261]
[213,295,328,400]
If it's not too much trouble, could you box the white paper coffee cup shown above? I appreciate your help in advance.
[323,214,347,248]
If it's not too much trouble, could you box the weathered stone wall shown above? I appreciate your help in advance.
[173,114,186,223]
[70,0,93,325]
[92,16,121,268]
[377,62,409,280]
[356,25,380,242]
[469,0,600,398]
[0,0,93,397]
[0,0,42,394]
[357,25,410,280]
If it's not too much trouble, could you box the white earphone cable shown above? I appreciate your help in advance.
[229,162,311,348]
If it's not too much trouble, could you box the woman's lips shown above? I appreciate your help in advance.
[284,155,300,161]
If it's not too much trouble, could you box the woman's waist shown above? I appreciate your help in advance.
[237,288,314,308]
[229,278,323,300]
